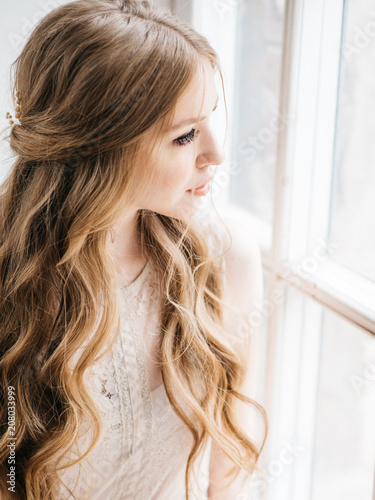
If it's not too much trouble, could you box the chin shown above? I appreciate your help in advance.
[154,199,203,222]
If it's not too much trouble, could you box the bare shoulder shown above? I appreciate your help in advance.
[218,215,264,311]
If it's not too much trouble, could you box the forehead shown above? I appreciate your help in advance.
[136,58,217,156]
[172,58,217,122]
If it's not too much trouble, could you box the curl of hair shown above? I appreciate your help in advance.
[0,1,267,498]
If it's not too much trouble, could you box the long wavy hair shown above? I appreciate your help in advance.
[0,1,267,498]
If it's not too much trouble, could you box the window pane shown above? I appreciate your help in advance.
[312,309,375,500]
[329,0,375,281]
[229,0,285,225]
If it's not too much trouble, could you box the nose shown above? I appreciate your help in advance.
[196,128,226,168]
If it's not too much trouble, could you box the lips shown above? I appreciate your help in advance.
[187,176,214,192]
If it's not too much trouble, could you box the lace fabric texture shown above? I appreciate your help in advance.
[59,211,225,499]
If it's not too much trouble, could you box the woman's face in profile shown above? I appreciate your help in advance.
[133,57,226,220]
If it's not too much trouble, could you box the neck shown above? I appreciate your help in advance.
[107,209,147,268]
[108,211,147,286]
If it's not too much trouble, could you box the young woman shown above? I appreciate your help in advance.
[0,0,267,498]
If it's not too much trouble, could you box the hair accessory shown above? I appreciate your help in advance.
[6,90,22,126]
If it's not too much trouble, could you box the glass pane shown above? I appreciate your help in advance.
[229,0,285,225]
[312,309,375,500]
[329,0,375,281]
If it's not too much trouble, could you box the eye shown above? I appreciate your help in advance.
[173,128,200,146]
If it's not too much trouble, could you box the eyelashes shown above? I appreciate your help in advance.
[173,100,219,146]
[174,128,201,146]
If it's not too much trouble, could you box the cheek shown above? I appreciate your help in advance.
[157,156,192,191]
[134,144,195,207]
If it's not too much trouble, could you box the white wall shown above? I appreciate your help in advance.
[0,0,74,180]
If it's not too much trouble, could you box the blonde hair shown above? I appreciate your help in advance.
[0,1,267,498]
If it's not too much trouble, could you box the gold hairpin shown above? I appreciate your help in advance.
[6,90,22,126]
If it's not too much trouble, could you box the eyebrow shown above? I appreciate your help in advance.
[170,95,219,132]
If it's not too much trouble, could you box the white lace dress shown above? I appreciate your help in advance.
[58,214,225,500]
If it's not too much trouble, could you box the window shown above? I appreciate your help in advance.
[180,0,375,498]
